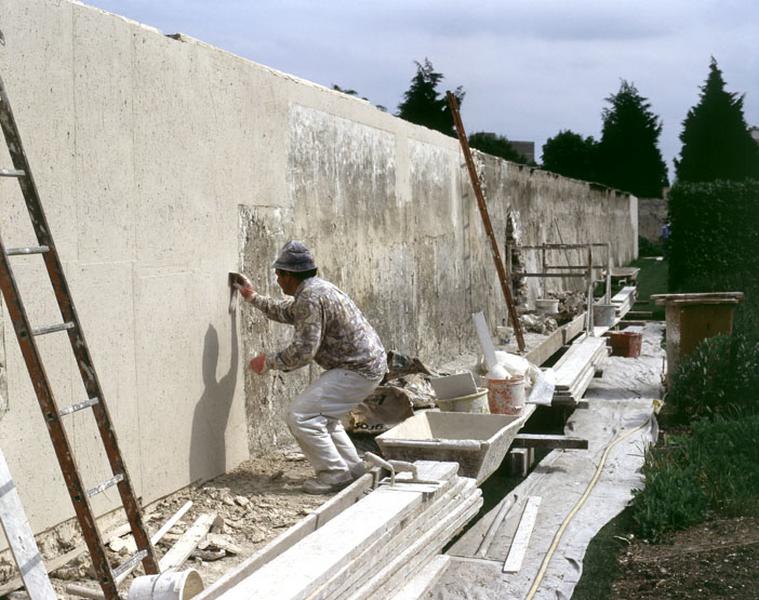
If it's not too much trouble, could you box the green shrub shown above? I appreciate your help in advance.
[664,332,759,424]
[632,444,707,542]
[632,415,759,542]
[638,235,663,257]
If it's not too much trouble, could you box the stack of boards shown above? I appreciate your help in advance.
[611,286,637,320]
[552,336,608,406]
[217,462,481,600]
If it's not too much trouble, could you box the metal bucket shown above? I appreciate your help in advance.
[487,375,525,415]
[436,388,490,413]
[128,570,204,600]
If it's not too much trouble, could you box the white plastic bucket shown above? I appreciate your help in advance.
[487,375,526,415]
[128,569,204,600]
[436,388,490,413]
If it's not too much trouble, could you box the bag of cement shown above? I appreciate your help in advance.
[478,351,530,380]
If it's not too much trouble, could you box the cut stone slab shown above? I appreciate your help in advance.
[388,555,450,600]
[216,485,426,599]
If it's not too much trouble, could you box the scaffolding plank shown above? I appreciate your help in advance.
[0,450,57,600]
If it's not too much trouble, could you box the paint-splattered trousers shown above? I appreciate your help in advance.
[286,368,380,484]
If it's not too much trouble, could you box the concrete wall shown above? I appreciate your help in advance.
[638,196,668,243]
[0,0,637,544]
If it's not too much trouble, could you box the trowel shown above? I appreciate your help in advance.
[228,272,247,314]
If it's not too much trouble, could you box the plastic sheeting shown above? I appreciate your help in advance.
[430,323,664,599]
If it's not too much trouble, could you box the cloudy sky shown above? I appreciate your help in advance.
[86,0,758,179]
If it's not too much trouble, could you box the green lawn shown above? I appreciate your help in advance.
[630,257,668,319]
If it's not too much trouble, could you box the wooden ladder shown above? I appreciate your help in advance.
[0,76,159,599]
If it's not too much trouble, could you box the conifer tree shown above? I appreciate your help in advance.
[596,81,669,197]
[397,59,463,137]
[675,58,759,183]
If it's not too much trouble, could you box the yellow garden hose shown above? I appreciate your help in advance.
[525,416,653,599]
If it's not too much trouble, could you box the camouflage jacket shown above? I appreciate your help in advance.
[250,277,387,380]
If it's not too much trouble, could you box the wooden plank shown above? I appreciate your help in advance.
[349,488,482,600]
[563,313,587,345]
[110,501,193,588]
[313,473,375,528]
[159,512,219,572]
[0,450,57,600]
[318,479,468,599]
[611,286,637,304]
[525,326,564,367]
[0,544,83,597]
[554,338,605,383]
[197,474,374,599]
[216,486,425,599]
[502,496,542,573]
[511,434,588,449]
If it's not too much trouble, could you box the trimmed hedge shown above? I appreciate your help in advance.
[668,179,759,291]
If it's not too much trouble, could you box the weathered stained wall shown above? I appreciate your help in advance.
[0,0,637,545]
[638,196,668,243]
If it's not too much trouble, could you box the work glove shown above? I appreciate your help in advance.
[236,275,255,300]
[249,353,268,375]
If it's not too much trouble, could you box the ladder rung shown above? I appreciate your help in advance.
[0,168,25,177]
[58,397,100,417]
[32,322,75,336]
[6,245,49,256]
[87,473,124,498]
[112,549,148,580]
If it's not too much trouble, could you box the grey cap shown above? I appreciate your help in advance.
[272,240,317,272]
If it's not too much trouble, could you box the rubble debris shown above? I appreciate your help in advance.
[519,313,559,334]
[383,351,437,382]
[548,290,585,323]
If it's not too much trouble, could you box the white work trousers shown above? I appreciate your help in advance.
[286,368,379,483]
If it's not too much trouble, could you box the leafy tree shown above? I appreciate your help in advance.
[541,130,598,181]
[468,132,531,165]
[675,58,759,183]
[397,58,463,137]
[596,80,669,197]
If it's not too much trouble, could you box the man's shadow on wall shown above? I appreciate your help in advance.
[189,313,239,483]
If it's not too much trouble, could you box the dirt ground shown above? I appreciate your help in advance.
[611,516,759,599]
[39,449,326,598]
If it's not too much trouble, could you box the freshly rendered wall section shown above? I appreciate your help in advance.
[0,0,637,543]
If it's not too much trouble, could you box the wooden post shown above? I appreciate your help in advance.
[446,91,525,352]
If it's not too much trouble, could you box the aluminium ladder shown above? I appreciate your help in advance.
[0,77,159,598]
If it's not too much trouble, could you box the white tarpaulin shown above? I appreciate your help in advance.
[430,323,664,600]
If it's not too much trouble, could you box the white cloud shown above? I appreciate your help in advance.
[83,0,759,175]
